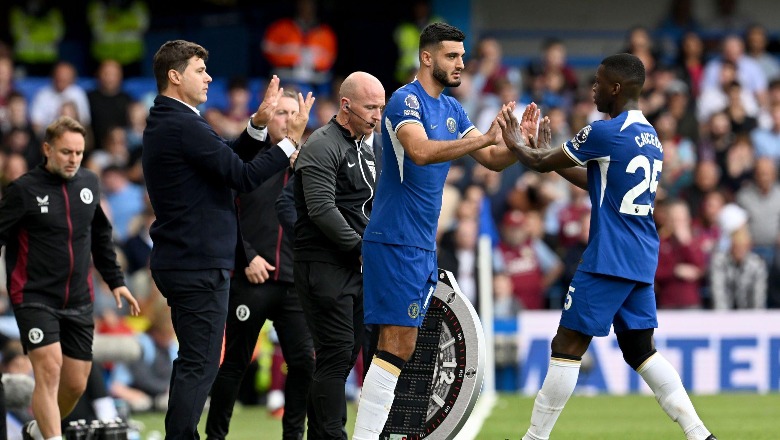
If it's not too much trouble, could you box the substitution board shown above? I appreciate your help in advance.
[381,269,486,440]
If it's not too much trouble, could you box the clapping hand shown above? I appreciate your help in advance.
[286,91,316,144]
[251,75,284,128]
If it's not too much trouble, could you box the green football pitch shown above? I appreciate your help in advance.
[131,393,780,439]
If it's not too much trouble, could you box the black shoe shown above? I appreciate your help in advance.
[21,420,35,440]
[705,435,717,440]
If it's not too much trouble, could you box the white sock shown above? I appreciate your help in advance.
[26,420,45,440]
[44,437,62,440]
[638,353,712,440]
[522,357,581,440]
[267,389,285,411]
[93,396,119,421]
[352,358,400,440]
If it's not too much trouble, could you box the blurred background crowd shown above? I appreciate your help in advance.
[0,0,779,426]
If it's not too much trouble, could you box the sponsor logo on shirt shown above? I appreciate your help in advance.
[37,195,49,213]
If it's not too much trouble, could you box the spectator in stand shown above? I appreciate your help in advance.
[86,0,149,77]
[721,134,755,193]
[751,102,780,165]
[698,60,760,124]
[710,226,767,309]
[438,217,482,308]
[262,0,337,96]
[467,36,522,107]
[204,77,252,141]
[698,111,735,174]
[655,0,701,63]
[0,56,16,126]
[701,34,768,108]
[744,23,780,83]
[680,160,725,217]
[0,153,27,193]
[109,306,177,413]
[692,191,727,306]
[623,26,660,78]
[655,111,696,199]
[559,207,590,293]
[30,62,91,136]
[498,210,564,310]
[8,1,65,77]
[100,165,145,244]
[735,157,780,270]
[87,60,132,149]
[655,199,707,309]
[125,101,147,154]
[664,79,699,143]
[392,0,441,85]
[86,126,130,173]
[723,80,759,134]
[527,38,578,94]
[2,92,42,170]
[674,31,706,98]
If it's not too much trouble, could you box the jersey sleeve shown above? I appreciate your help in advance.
[386,90,424,133]
[562,121,610,166]
[455,99,476,139]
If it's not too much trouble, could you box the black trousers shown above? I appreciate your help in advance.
[205,275,314,440]
[294,261,364,440]
[152,269,230,440]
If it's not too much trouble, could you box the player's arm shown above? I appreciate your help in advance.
[468,103,539,171]
[398,117,501,166]
[497,107,588,188]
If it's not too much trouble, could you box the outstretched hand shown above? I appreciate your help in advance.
[497,102,541,151]
[536,116,552,150]
[112,286,141,316]
[252,75,284,127]
[287,91,316,143]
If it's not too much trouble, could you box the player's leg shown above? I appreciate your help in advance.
[15,306,66,440]
[523,271,628,440]
[615,283,715,440]
[57,356,91,418]
[354,243,435,440]
[27,343,64,439]
[58,303,96,420]
[273,284,315,440]
[205,276,281,439]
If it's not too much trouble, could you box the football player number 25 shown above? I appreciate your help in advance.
[620,155,662,216]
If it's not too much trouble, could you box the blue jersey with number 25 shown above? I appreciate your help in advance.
[562,110,663,284]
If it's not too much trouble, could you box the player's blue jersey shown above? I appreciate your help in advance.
[562,110,663,284]
[364,79,475,251]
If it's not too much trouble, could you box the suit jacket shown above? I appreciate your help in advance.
[142,95,290,271]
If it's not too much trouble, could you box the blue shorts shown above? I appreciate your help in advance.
[559,270,658,337]
[363,241,437,327]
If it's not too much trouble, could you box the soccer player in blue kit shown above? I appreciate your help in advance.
[497,53,716,440]
[352,23,537,439]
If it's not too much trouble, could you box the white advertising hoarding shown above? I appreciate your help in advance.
[516,310,780,395]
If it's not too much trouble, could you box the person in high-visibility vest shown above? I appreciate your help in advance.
[87,0,150,77]
[9,2,65,77]
[262,0,337,96]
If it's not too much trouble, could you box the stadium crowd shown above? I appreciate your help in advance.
[0,0,778,426]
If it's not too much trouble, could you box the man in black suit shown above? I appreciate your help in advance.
[141,40,314,439]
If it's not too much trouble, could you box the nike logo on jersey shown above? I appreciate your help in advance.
[348,162,356,168]
[430,124,438,129]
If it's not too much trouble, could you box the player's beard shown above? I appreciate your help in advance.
[433,63,461,88]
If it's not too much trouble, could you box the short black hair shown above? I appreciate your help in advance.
[600,53,646,89]
[152,40,209,93]
[419,22,465,52]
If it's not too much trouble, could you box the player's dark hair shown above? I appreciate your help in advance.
[600,53,646,90]
[419,22,465,52]
[153,40,209,93]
